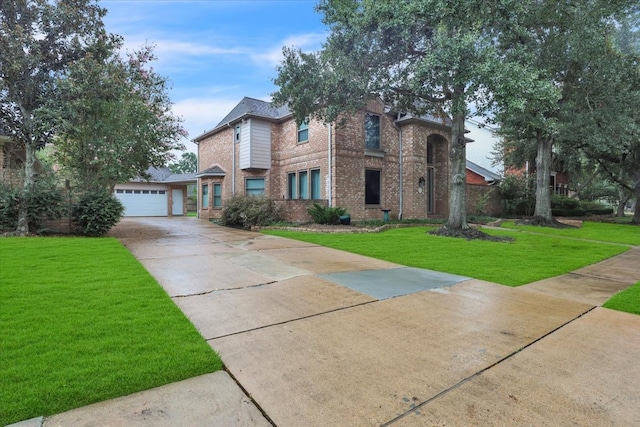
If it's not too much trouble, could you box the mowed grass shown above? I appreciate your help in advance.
[501,221,640,246]
[264,226,629,286]
[0,237,222,426]
[604,281,640,315]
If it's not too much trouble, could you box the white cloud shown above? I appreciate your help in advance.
[173,97,240,140]
[250,32,326,67]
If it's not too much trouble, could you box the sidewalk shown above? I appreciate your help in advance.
[16,217,640,426]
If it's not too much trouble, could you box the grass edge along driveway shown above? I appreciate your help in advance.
[263,225,632,287]
[0,237,222,426]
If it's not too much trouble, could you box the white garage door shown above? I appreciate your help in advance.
[114,189,168,216]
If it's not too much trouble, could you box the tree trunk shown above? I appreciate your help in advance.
[533,133,553,222]
[446,108,468,230]
[617,186,630,218]
[632,170,640,225]
[16,115,37,235]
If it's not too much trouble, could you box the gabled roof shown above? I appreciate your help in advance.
[466,160,502,183]
[193,96,457,143]
[391,110,453,129]
[193,97,292,143]
[128,167,197,184]
[195,165,226,178]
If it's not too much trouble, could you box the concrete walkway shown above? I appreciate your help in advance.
[18,217,640,426]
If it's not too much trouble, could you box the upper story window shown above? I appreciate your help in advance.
[364,112,380,150]
[297,119,309,143]
[235,125,241,142]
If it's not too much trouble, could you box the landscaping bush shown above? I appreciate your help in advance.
[500,174,535,216]
[551,194,580,210]
[0,183,66,233]
[220,195,283,229]
[579,200,614,215]
[552,208,587,217]
[73,192,124,236]
[307,202,347,225]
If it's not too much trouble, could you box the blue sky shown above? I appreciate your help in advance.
[101,0,327,153]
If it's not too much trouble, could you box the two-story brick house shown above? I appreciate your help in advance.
[194,97,454,222]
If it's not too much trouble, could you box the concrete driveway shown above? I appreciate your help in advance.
[42,217,640,426]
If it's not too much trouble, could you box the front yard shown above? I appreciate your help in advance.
[264,224,635,286]
[0,237,222,426]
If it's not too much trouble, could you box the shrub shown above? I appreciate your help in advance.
[220,195,283,229]
[307,202,347,225]
[0,183,66,233]
[74,192,124,236]
[500,174,535,216]
[551,194,580,210]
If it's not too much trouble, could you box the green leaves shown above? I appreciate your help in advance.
[50,43,187,193]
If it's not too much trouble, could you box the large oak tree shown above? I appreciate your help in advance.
[0,0,109,234]
[272,0,529,234]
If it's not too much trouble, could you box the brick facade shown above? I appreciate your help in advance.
[195,97,494,223]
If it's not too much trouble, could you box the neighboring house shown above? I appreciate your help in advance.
[465,117,503,178]
[466,160,502,186]
[194,97,457,223]
[114,167,196,217]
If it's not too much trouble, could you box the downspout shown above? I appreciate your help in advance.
[327,122,333,207]
[196,140,200,219]
[227,122,236,194]
[392,114,403,219]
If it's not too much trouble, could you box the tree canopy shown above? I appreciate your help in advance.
[0,0,110,233]
[491,0,639,224]
[169,152,197,174]
[50,43,187,192]
[273,0,527,233]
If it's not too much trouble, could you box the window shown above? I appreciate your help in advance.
[287,173,297,199]
[245,178,265,196]
[364,113,380,150]
[427,142,434,164]
[213,183,222,207]
[235,125,241,142]
[310,169,321,199]
[297,119,309,143]
[365,169,381,205]
[159,190,166,195]
[427,168,434,214]
[298,171,308,199]
[116,189,124,194]
[202,184,209,208]
[142,190,149,194]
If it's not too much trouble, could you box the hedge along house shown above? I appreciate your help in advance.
[194,97,459,223]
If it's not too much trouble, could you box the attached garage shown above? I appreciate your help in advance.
[115,187,168,217]
[114,167,197,217]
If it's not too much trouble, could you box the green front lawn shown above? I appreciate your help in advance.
[604,281,640,315]
[264,226,629,286]
[501,221,640,246]
[0,237,222,426]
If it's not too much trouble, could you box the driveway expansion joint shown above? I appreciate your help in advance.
[206,299,380,341]
[380,305,598,426]
[222,367,277,427]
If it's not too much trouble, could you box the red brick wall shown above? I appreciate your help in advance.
[466,184,503,217]
[466,170,488,185]
[273,199,327,223]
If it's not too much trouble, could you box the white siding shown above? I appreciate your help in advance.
[239,119,271,170]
